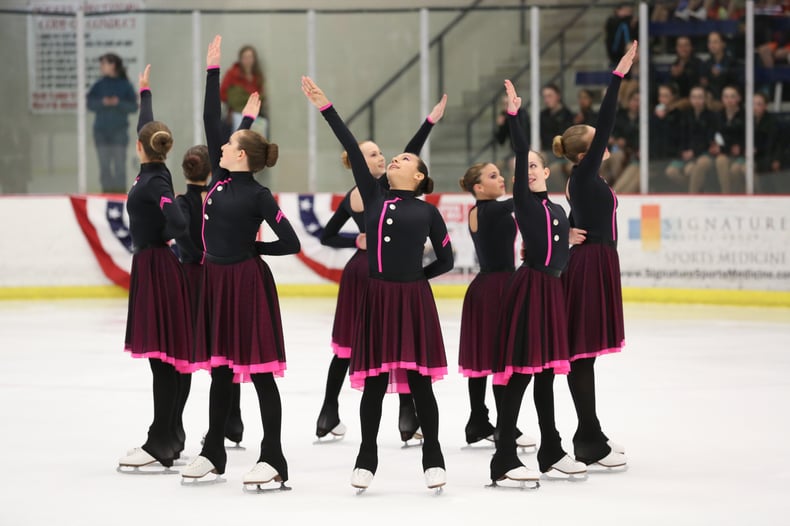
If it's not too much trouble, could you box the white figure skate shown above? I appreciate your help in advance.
[242,462,291,493]
[487,466,540,490]
[542,455,588,481]
[117,448,177,475]
[180,455,225,485]
[425,467,446,495]
[351,468,374,494]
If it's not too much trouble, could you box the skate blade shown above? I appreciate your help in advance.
[313,434,344,445]
[180,474,226,486]
[430,486,444,496]
[518,445,537,453]
[401,438,424,449]
[243,481,291,494]
[353,486,368,495]
[587,462,628,473]
[541,469,588,482]
[172,457,190,467]
[226,442,246,451]
[116,464,178,475]
[485,479,540,490]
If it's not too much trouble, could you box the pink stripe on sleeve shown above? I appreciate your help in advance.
[612,70,625,78]
[426,115,436,124]
[275,210,284,224]
[139,88,150,94]
[243,113,257,121]
[441,233,450,247]
[207,65,220,71]
[319,102,333,112]
[159,196,172,209]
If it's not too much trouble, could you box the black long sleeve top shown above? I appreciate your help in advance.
[754,112,781,169]
[508,111,569,273]
[126,89,187,252]
[320,117,435,248]
[201,68,300,262]
[470,198,516,273]
[679,107,716,156]
[715,108,746,153]
[320,105,453,282]
[567,73,622,246]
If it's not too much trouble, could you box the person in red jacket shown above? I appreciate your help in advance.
[220,45,267,135]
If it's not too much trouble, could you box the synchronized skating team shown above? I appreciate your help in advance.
[117,35,637,493]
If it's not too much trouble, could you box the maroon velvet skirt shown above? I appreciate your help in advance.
[458,271,512,377]
[330,249,368,359]
[563,243,626,361]
[124,247,195,373]
[194,257,286,382]
[349,278,447,394]
[492,266,571,386]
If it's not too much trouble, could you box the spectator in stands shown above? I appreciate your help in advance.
[602,90,640,193]
[650,83,684,190]
[573,88,598,126]
[757,27,790,68]
[86,53,138,193]
[711,85,745,193]
[220,45,268,136]
[669,36,704,98]
[539,83,574,191]
[673,0,707,21]
[667,85,716,192]
[605,3,637,68]
[700,31,741,101]
[753,91,784,193]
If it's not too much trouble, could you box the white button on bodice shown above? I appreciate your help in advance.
[386,218,393,225]
[207,198,212,205]
[553,219,559,226]
[389,204,396,210]
[204,214,209,220]
[553,234,559,241]
[384,236,391,242]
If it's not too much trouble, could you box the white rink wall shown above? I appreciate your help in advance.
[0,194,789,303]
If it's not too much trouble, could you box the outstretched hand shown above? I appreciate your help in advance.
[301,76,330,109]
[504,79,521,114]
[138,64,150,91]
[207,35,221,68]
[428,94,448,123]
[242,92,261,117]
[615,40,638,77]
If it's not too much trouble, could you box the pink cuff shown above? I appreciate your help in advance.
[243,113,256,121]
[139,88,150,94]
[207,65,220,71]
[319,102,333,111]
[426,115,435,125]
[507,109,518,116]
[612,70,625,78]
[355,235,362,249]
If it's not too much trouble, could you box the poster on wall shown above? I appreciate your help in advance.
[617,196,790,291]
[26,1,145,113]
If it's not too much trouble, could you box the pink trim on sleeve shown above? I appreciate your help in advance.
[207,65,220,71]
[275,210,285,224]
[507,110,518,116]
[159,196,172,209]
[426,115,436,125]
[319,102,333,112]
[139,88,150,94]
[243,113,257,121]
[441,233,451,247]
[612,70,625,78]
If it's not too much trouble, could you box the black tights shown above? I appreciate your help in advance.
[356,371,443,474]
[567,357,611,463]
[201,366,287,479]
[319,355,417,433]
[142,358,180,466]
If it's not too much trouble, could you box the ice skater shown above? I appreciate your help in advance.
[554,43,638,469]
[457,164,536,450]
[117,64,194,473]
[489,79,588,489]
[176,93,261,450]
[314,94,447,446]
[180,36,300,491]
[304,76,453,493]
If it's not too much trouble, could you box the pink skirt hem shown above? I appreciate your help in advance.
[331,341,352,359]
[492,359,571,386]
[569,342,625,362]
[349,361,448,393]
[125,348,202,374]
[458,366,493,378]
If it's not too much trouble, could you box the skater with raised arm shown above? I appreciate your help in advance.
[304,76,453,493]
[315,95,447,446]
[489,79,588,489]
[180,36,300,492]
[117,64,193,473]
[554,43,638,470]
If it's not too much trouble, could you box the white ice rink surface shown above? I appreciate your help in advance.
[1,297,789,525]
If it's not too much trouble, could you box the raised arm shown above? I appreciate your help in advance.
[403,94,446,154]
[577,41,637,178]
[302,76,377,201]
[320,195,357,248]
[236,91,260,132]
[255,189,301,256]
[204,35,224,172]
[136,64,153,132]
[505,80,531,206]
[423,206,454,279]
